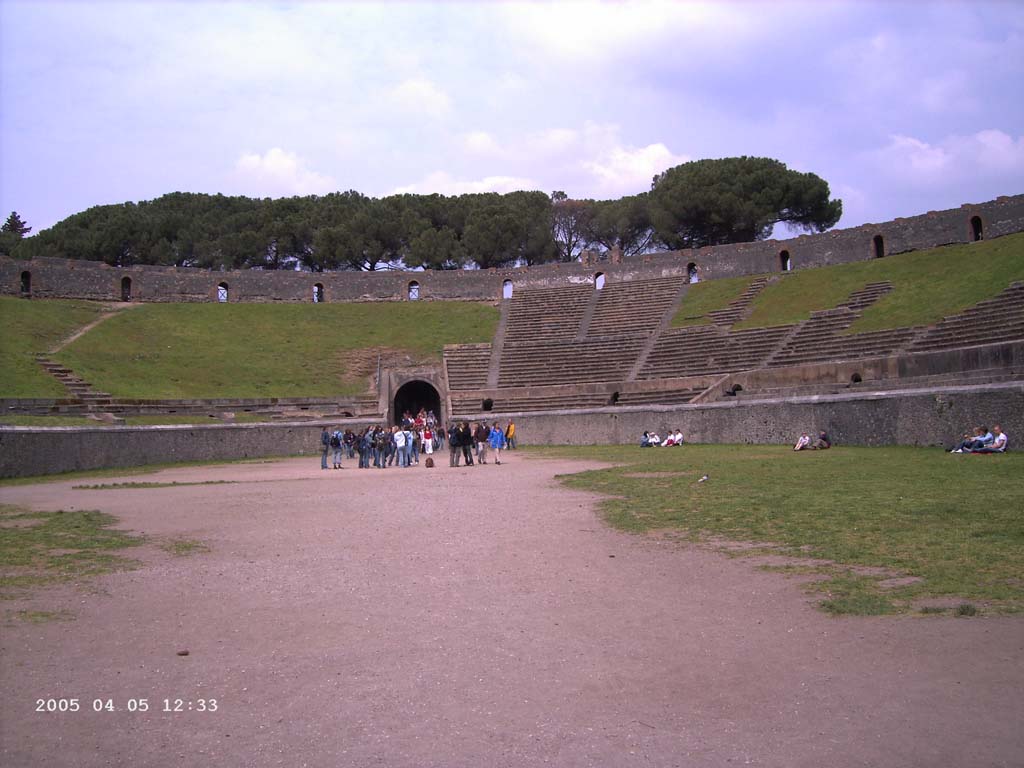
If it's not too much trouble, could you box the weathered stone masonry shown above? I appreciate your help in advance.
[4,195,1023,303]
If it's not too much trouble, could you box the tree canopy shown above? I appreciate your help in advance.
[6,157,842,269]
[648,157,842,249]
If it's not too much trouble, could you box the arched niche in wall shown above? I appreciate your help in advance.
[594,272,606,290]
[217,282,229,303]
[20,271,31,296]
[779,250,792,272]
[687,263,700,283]
[121,276,132,302]
[872,234,885,259]
[502,279,513,300]
[313,283,324,303]
[970,216,984,242]
[408,281,420,301]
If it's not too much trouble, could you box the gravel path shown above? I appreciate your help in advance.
[2,455,1022,767]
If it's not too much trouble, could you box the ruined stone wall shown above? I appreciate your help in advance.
[501,383,1024,450]
[3,195,1022,303]
[2,383,1020,477]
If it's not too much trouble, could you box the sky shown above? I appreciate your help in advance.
[1,0,1023,235]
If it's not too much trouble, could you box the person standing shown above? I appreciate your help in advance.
[331,427,344,468]
[458,421,475,466]
[488,421,507,465]
[320,426,330,470]
[505,420,516,450]
[448,423,461,467]
[475,422,491,464]
[393,425,406,467]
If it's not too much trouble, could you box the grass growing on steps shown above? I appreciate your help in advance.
[737,233,1024,331]
[55,301,499,399]
[529,444,1024,615]
[0,297,108,397]
[670,275,763,328]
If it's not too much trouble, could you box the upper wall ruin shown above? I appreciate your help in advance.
[3,194,1023,303]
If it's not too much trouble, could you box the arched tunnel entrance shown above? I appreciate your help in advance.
[393,380,442,425]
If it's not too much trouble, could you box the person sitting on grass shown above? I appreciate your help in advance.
[794,432,811,451]
[811,431,831,450]
[640,431,652,447]
[951,426,992,453]
[648,431,662,447]
[972,424,1008,454]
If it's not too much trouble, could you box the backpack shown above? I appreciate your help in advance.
[329,434,341,448]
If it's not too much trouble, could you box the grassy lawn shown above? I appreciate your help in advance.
[0,296,107,397]
[737,233,1024,331]
[55,301,499,399]
[671,275,761,328]
[530,444,1024,615]
[0,504,146,597]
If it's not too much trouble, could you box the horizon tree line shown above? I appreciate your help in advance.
[1,157,841,272]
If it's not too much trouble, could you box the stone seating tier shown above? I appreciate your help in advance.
[907,283,1024,353]
[497,336,646,387]
[639,325,792,380]
[503,284,592,343]
[767,327,919,368]
[451,391,611,414]
[442,343,492,390]
[731,368,1024,401]
[586,276,685,337]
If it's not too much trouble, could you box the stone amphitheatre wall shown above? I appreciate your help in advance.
[2,383,1020,477]
[3,195,1023,303]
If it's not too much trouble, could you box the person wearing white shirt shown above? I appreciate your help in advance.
[975,425,1008,453]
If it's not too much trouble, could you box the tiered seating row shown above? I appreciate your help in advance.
[497,337,646,387]
[443,343,492,390]
[639,325,792,380]
[503,284,592,344]
[587,276,684,337]
[451,391,611,414]
[733,368,1024,401]
[907,283,1024,352]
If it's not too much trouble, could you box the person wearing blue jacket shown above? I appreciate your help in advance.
[488,421,507,465]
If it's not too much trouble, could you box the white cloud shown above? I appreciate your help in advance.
[583,140,689,195]
[233,148,336,196]
[870,130,1024,183]
[528,128,580,154]
[388,77,451,119]
[462,131,500,154]
[393,171,538,196]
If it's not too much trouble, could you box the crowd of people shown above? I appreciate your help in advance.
[319,409,517,470]
[949,424,1008,454]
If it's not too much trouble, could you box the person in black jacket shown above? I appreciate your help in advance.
[457,421,474,466]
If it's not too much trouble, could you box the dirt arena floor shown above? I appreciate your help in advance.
[2,453,1022,767]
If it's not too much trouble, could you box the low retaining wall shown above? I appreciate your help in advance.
[490,383,1024,449]
[2,384,1020,478]
[0,421,336,478]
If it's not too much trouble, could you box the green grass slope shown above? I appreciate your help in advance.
[670,275,759,328]
[737,232,1024,331]
[536,444,1024,615]
[55,301,499,398]
[0,297,107,397]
